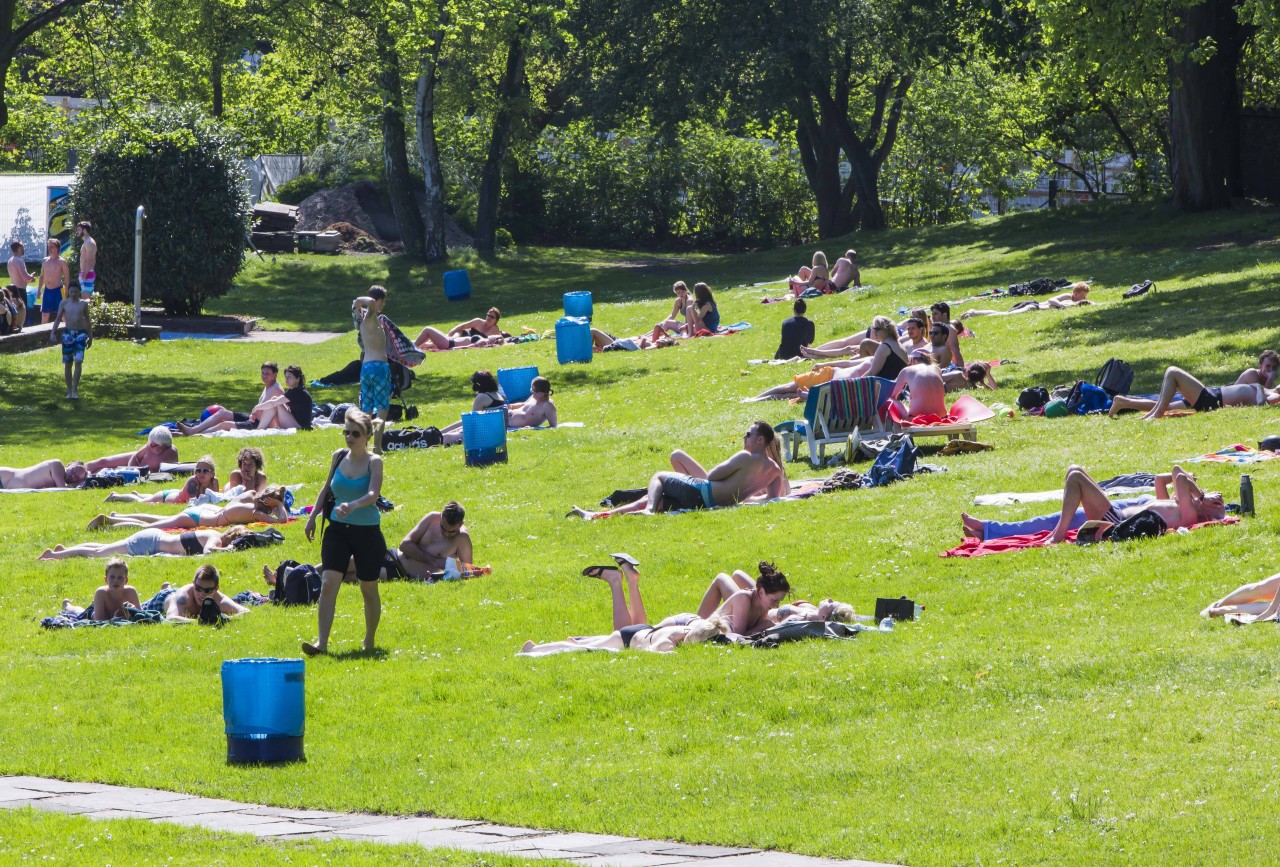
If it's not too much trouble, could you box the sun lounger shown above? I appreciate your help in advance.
[788,377,893,467]
[887,394,994,442]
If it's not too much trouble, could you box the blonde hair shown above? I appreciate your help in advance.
[827,602,855,623]
[811,251,829,269]
[104,557,128,576]
[343,408,374,440]
[870,315,895,337]
[684,615,730,644]
[196,454,216,473]
[219,526,251,546]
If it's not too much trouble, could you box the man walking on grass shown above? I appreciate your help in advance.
[49,283,92,399]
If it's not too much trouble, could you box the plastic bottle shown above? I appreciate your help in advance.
[1240,474,1255,517]
[878,617,895,632]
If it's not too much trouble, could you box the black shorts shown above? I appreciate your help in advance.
[321,521,387,581]
[659,474,712,511]
[235,420,257,430]
[1192,386,1223,413]
[232,411,251,423]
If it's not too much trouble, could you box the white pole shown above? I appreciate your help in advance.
[133,206,145,328]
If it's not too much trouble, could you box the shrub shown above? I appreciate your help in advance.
[72,105,249,316]
[274,173,326,205]
[494,227,515,250]
[89,295,135,340]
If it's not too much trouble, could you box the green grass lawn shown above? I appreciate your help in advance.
[2,201,1280,865]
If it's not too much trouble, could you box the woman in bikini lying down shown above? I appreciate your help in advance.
[85,486,289,532]
[693,562,853,635]
[1202,572,1280,623]
[39,526,252,560]
[517,553,730,655]
[102,455,220,504]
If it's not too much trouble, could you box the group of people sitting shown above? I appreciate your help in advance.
[177,361,315,435]
[786,250,861,295]
[59,559,251,622]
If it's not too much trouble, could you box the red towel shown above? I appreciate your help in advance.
[941,516,1239,558]
[889,395,995,427]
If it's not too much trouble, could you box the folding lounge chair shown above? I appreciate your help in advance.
[789,376,894,467]
[886,394,994,442]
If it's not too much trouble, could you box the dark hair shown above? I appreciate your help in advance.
[261,361,279,374]
[793,298,807,315]
[531,376,551,394]
[236,447,265,470]
[9,241,21,253]
[442,501,465,525]
[756,561,790,596]
[486,307,501,321]
[76,221,92,232]
[967,362,988,385]
[368,285,387,301]
[693,282,714,305]
[193,564,219,586]
[930,301,951,319]
[906,317,924,329]
[471,370,498,392]
[284,364,303,382]
[1260,349,1279,367]
[750,420,776,445]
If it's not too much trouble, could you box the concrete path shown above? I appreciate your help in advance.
[0,776,892,866]
[235,330,343,343]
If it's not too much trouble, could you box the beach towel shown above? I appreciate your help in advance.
[941,516,1238,558]
[888,395,995,427]
[825,377,882,423]
[693,322,751,337]
[197,427,299,439]
[1182,445,1279,465]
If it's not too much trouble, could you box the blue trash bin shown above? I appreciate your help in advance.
[443,270,472,302]
[25,288,38,326]
[461,409,507,466]
[563,291,592,320]
[497,366,539,403]
[222,658,305,763]
[555,316,593,364]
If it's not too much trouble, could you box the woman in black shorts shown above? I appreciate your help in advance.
[303,409,385,655]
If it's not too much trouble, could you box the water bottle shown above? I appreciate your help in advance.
[878,617,895,632]
[1240,474,1255,517]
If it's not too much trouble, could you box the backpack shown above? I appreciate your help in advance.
[1094,358,1134,397]
[1122,280,1154,299]
[867,435,918,488]
[1109,510,1168,542]
[228,528,286,551]
[1018,386,1049,410]
[1065,380,1112,415]
[198,596,227,626]
[329,403,354,424]
[271,561,323,605]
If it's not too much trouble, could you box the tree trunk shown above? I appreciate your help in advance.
[795,111,855,239]
[475,20,533,257]
[1168,0,1250,210]
[211,57,223,117]
[375,22,426,260]
[414,16,448,262]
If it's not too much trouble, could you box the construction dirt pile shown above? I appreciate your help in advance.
[298,180,474,252]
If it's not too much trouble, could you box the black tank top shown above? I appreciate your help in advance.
[877,347,908,381]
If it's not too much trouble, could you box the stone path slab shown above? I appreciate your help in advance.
[0,776,896,867]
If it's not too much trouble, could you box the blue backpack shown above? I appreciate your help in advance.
[868,435,919,487]
[1066,381,1112,415]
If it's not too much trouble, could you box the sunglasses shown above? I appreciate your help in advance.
[194,583,218,594]
[195,467,213,474]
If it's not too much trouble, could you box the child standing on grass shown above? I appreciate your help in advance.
[49,282,92,400]
[60,558,142,622]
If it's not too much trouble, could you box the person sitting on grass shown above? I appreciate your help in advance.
[1107,365,1280,419]
[148,565,250,621]
[1042,464,1224,545]
[85,427,179,474]
[1202,571,1280,623]
[960,283,1091,318]
[590,327,677,352]
[653,281,691,335]
[657,282,719,337]
[38,526,251,560]
[0,459,87,490]
[86,485,289,532]
[788,251,831,295]
[396,501,473,578]
[830,249,861,290]
[775,298,816,360]
[441,376,558,444]
[1235,349,1278,389]
[227,447,268,493]
[177,362,285,436]
[747,316,907,401]
[518,554,730,656]
[567,421,786,518]
[59,558,140,621]
[4,286,27,333]
[103,455,219,504]
[890,354,949,418]
[929,303,965,368]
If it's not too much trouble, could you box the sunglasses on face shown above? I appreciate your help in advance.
[195,583,218,594]
[195,467,213,474]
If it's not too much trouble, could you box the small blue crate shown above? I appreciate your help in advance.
[555,316,593,364]
[222,658,305,763]
[443,269,472,301]
[563,291,593,320]
[462,409,508,466]
[497,366,539,402]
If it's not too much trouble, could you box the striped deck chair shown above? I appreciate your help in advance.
[790,376,893,467]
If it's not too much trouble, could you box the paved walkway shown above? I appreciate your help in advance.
[0,776,890,866]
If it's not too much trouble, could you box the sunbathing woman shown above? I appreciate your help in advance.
[39,526,252,560]
[451,307,504,339]
[1202,572,1280,623]
[590,327,677,352]
[518,554,730,655]
[788,251,831,295]
[86,485,289,531]
[227,447,268,493]
[961,283,1091,318]
[103,455,219,504]
[1108,365,1280,419]
[414,325,504,351]
[653,281,691,334]
[748,316,907,401]
[693,561,792,636]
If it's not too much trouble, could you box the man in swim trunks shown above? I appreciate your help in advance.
[354,284,391,451]
[49,282,92,399]
[38,238,69,324]
[1107,365,1280,419]
[0,459,87,489]
[1236,350,1278,389]
[568,421,787,518]
[177,363,286,435]
[75,221,97,296]
[7,242,34,308]
[396,501,473,578]
[1047,463,1225,544]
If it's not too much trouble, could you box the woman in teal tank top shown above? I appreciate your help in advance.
[303,409,386,656]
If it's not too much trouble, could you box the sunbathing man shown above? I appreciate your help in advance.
[396,501,473,578]
[441,376,558,444]
[890,354,949,418]
[567,421,786,518]
[830,249,860,290]
[150,565,250,621]
[0,459,87,489]
[929,303,964,368]
[177,363,285,436]
[1107,365,1280,419]
[1045,464,1224,544]
[590,327,677,352]
[86,427,179,474]
[1235,350,1278,389]
[942,361,997,392]
[960,283,1091,318]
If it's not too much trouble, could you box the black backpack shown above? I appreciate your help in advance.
[1094,358,1134,397]
[1122,280,1154,299]
[229,528,286,551]
[1110,510,1168,542]
[271,561,323,605]
[1018,386,1050,410]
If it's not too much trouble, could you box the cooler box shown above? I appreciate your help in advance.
[461,409,508,467]
[555,316,592,364]
[497,366,539,402]
[443,270,472,302]
[563,291,592,320]
[222,658,305,763]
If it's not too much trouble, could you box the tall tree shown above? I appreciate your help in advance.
[0,0,93,127]
[376,16,427,259]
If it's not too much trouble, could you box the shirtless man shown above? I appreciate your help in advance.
[75,222,97,296]
[830,249,860,290]
[1236,350,1278,389]
[926,323,953,367]
[568,421,787,518]
[961,283,1091,318]
[0,459,87,489]
[354,285,390,451]
[7,242,34,300]
[178,363,285,435]
[441,376,559,444]
[159,565,249,621]
[1047,464,1224,544]
[929,303,964,368]
[37,238,68,324]
[86,427,179,473]
[397,501,473,578]
[899,318,928,354]
[49,283,92,399]
[1107,365,1280,419]
[890,356,948,418]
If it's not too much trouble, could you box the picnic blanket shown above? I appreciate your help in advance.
[691,322,751,337]
[973,473,1157,506]
[1182,444,1279,465]
[940,516,1239,558]
[198,427,299,439]
[888,395,995,427]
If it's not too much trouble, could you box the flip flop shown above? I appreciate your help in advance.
[610,552,640,567]
[582,566,613,578]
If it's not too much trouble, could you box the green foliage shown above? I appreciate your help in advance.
[88,296,136,340]
[494,227,515,250]
[274,172,327,205]
[72,105,249,316]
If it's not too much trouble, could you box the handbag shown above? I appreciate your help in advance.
[316,449,349,534]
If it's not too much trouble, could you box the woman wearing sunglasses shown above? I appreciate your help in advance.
[102,455,220,504]
[303,409,385,656]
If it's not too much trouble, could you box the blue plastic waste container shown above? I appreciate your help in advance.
[555,316,592,364]
[497,366,539,403]
[443,270,472,302]
[563,291,592,320]
[461,409,508,467]
[222,658,305,763]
